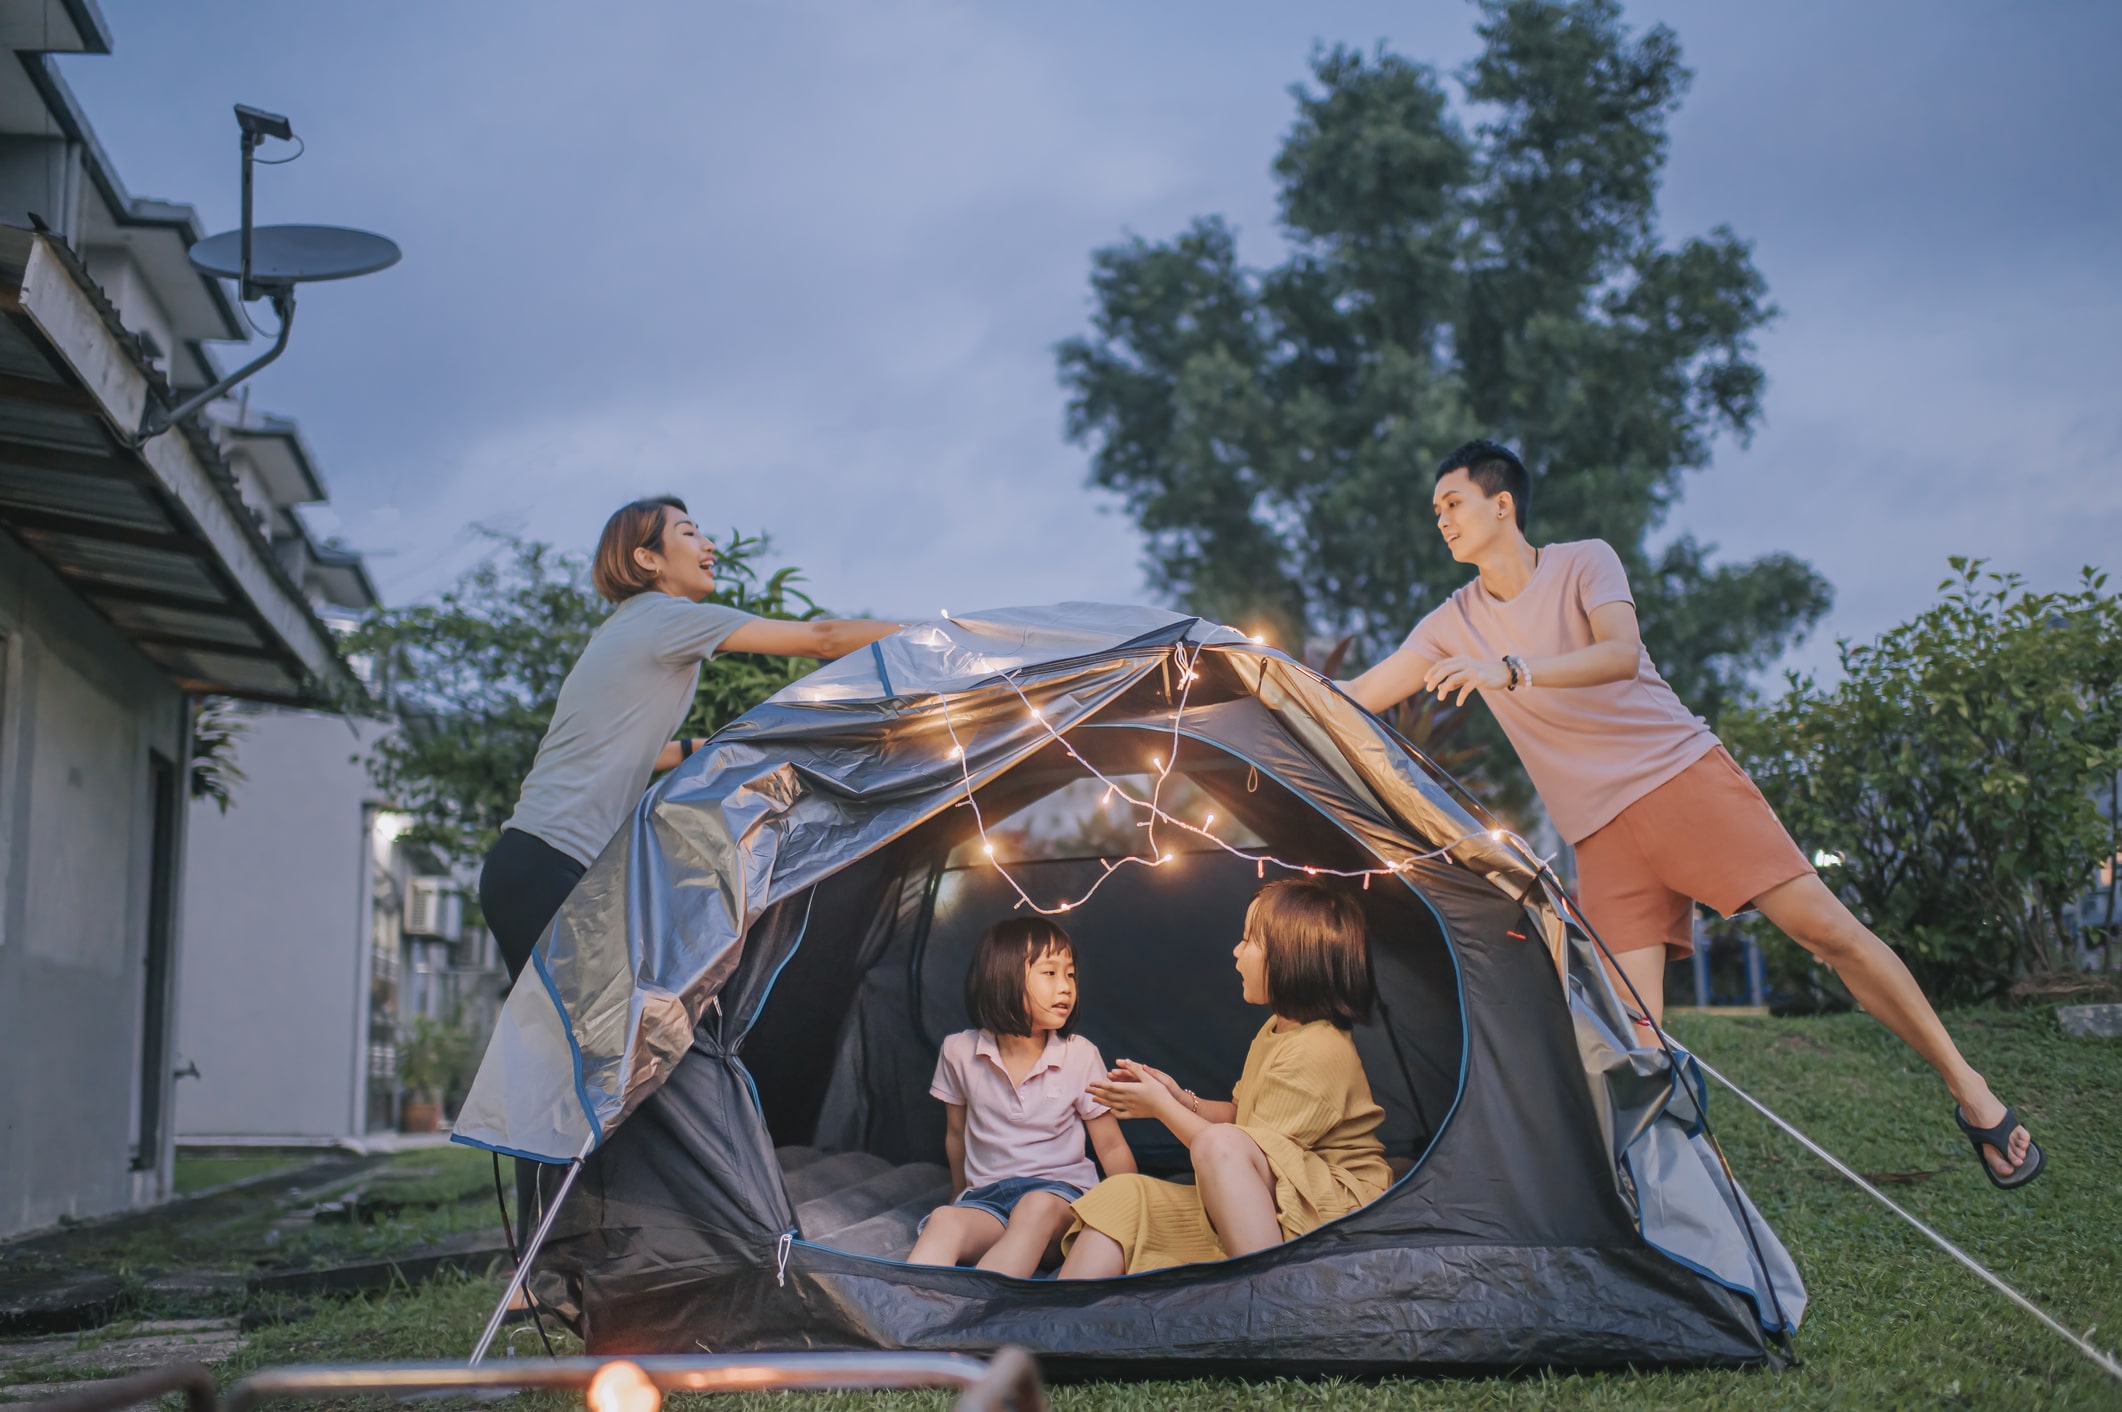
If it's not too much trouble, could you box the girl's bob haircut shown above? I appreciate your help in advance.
[1247,878,1374,1029]
[593,495,688,604]
[964,917,1076,1039]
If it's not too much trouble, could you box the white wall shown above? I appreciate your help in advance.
[174,709,386,1142]
[0,533,187,1237]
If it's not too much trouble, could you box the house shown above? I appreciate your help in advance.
[0,5,357,1236]
[172,413,507,1147]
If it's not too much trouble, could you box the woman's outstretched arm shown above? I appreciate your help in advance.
[722,618,901,660]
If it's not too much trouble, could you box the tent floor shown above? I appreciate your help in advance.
[779,1146,952,1260]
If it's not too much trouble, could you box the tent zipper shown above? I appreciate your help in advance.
[774,1230,793,1287]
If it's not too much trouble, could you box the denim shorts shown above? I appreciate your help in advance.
[927,1176,1084,1230]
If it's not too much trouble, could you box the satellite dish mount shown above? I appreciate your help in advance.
[132,104,399,444]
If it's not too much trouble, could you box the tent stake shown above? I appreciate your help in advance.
[470,1136,593,1366]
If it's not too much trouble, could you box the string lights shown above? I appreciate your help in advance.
[936,641,1514,917]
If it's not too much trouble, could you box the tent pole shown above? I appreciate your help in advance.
[469,1135,593,1366]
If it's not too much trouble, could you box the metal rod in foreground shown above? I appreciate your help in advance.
[21,1361,216,1412]
[212,1352,1042,1412]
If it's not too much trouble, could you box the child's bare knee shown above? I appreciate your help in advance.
[1191,1123,1251,1168]
[1009,1191,1074,1226]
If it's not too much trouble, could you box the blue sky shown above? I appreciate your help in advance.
[67,1,2121,677]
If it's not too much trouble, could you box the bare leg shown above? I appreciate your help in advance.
[1190,1124,1284,1257]
[1751,873,2030,1176]
[1056,1226,1126,1280]
[906,1206,1004,1267]
[975,1192,1078,1277]
[1601,944,1667,1027]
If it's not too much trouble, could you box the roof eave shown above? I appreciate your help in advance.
[0,225,358,707]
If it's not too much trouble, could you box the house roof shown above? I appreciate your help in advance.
[0,224,356,704]
[15,51,245,386]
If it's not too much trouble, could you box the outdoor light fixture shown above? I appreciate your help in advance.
[131,103,400,444]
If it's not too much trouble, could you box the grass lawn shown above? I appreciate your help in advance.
[9,1010,2118,1410]
[171,1154,316,1196]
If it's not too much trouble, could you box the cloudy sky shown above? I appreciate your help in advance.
[67,1,2120,678]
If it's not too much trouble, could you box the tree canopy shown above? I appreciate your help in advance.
[1058,0,1830,724]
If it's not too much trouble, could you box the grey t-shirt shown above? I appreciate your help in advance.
[504,593,757,865]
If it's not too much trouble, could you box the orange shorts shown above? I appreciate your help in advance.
[1572,746,1813,959]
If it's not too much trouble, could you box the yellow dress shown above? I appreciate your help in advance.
[1068,1018,1391,1273]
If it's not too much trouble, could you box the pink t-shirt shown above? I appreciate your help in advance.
[1402,539,1717,844]
[929,1029,1109,1191]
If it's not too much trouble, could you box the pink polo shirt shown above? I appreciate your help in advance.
[929,1029,1109,1191]
[1402,539,1717,844]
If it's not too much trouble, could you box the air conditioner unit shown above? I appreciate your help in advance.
[405,876,462,939]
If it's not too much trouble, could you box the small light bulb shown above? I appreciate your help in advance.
[1151,755,1163,769]
[1488,829,1503,842]
[1304,866,1318,875]
[587,1361,661,1412]
[1203,812,1215,827]
[1057,901,1072,912]
[983,842,996,856]
[1251,634,1266,644]
[1030,707,1043,719]
[948,744,962,758]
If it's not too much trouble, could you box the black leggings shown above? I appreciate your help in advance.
[479,828,586,983]
[478,828,587,1245]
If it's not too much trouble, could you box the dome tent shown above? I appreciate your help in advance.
[454,604,1805,1373]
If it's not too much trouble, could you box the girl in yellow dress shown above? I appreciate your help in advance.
[1057,878,1392,1277]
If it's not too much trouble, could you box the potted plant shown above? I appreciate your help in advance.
[398,1015,468,1133]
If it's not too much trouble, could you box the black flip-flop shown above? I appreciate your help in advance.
[1954,1105,2046,1190]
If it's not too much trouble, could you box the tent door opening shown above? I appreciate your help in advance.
[737,728,1469,1263]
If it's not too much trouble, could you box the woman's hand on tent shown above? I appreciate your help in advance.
[1423,656,1509,705]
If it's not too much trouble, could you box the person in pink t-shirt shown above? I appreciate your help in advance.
[1344,440,2043,1191]
[907,919,1137,1276]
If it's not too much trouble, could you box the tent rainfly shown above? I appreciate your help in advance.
[455,604,1805,1374]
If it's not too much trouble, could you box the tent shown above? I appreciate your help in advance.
[455,604,1805,1374]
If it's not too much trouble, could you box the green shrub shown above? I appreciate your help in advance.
[1724,560,2122,1005]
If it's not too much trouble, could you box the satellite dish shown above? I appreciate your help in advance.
[189,224,400,288]
[131,104,402,445]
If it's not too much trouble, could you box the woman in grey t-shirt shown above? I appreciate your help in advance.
[479,495,899,982]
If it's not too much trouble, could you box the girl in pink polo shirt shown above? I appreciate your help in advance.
[907,918,1136,1276]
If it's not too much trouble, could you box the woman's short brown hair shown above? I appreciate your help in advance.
[592,495,688,604]
[1247,878,1374,1028]
[963,918,1075,1039]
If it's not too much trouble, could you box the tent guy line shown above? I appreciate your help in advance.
[1541,868,2117,1383]
[1691,1053,2122,1384]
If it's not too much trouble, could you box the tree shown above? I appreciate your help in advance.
[1057,1,1830,729]
[346,529,825,869]
[1723,561,2122,1004]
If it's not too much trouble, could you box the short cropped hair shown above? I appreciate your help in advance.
[592,495,688,604]
[1434,439,1530,531]
[1247,878,1374,1029]
[964,917,1076,1038]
